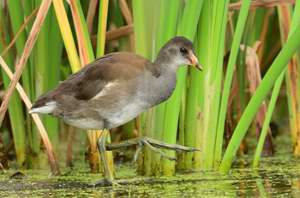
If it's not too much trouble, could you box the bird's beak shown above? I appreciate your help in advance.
[188,52,203,71]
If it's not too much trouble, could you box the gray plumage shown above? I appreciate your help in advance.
[30,36,200,130]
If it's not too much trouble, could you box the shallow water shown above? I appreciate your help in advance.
[1,154,300,197]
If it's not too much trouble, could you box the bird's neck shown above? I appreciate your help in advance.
[153,52,178,74]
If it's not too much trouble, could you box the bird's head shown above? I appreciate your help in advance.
[156,36,203,71]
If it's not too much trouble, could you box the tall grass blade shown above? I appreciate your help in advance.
[0,0,59,173]
[132,0,161,175]
[253,1,300,167]
[220,23,300,173]
[0,8,26,167]
[7,0,33,99]
[52,0,81,72]
[151,0,181,175]
[0,0,52,125]
[69,0,94,62]
[34,0,60,149]
[197,0,229,170]
[6,0,40,167]
[97,0,108,57]
[44,6,63,144]
[162,0,203,175]
[215,0,251,164]
[178,0,204,170]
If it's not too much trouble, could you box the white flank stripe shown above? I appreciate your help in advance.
[91,81,119,100]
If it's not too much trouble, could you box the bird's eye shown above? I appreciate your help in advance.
[180,47,188,54]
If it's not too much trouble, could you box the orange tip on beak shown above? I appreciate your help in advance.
[189,53,203,71]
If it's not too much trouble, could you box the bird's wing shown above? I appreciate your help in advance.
[31,52,149,109]
[66,52,148,100]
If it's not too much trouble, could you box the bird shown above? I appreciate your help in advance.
[29,36,202,185]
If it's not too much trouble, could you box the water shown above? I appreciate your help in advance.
[1,154,300,197]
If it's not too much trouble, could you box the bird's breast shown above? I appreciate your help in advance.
[104,100,148,128]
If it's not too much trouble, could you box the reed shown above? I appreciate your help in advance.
[97,0,108,56]
[6,0,37,167]
[34,0,61,149]
[150,0,181,172]
[6,0,33,99]
[195,0,230,170]
[280,3,300,156]
[253,1,300,167]
[132,0,203,175]
[0,56,60,175]
[0,0,59,173]
[52,0,81,72]
[162,0,203,174]
[0,7,26,167]
[215,0,251,165]
[220,22,300,173]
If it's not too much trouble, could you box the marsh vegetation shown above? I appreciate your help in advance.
[0,0,300,196]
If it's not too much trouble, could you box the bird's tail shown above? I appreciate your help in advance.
[29,95,57,114]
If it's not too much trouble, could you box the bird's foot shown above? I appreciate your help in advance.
[106,137,199,162]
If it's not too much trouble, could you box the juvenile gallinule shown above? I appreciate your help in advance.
[30,36,202,185]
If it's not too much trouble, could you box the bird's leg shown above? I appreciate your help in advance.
[92,136,198,187]
[94,130,115,186]
[106,136,199,161]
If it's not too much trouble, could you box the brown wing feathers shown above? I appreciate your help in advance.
[31,52,149,109]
